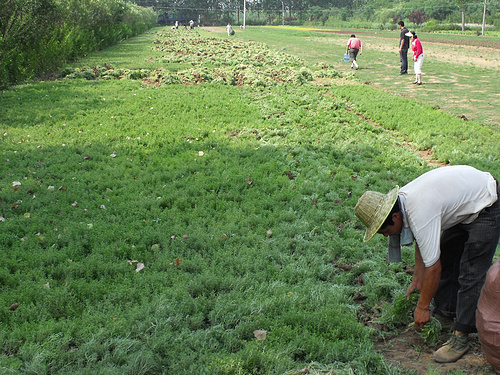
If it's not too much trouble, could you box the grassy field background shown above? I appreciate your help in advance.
[1,26,499,374]
[211,26,500,127]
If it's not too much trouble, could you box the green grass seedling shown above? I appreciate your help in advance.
[1,27,498,375]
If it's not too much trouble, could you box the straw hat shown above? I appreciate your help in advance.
[354,186,399,242]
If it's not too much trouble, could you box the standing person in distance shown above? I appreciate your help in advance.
[346,34,363,70]
[226,22,232,36]
[398,21,410,75]
[408,31,424,85]
[354,165,500,363]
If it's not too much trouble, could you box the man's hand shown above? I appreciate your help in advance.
[414,306,431,328]
[410,249,442,329]
[406,280,421,299]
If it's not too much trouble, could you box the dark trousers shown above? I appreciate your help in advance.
[400,48,408,74]
[349,48,359,61]
[434,182,500,333]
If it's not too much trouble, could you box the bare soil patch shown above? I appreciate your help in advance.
[425,37,500,49]
[313,29,361,35]
[314,29,500,49]
[376,329,495,375]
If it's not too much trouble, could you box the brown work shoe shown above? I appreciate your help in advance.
[433,333,469,363]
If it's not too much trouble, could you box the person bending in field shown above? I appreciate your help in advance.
[346,34,363,70]
[354,165,500,363]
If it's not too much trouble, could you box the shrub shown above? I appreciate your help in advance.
[408,10,428,26]
[0,0,156,88]
[421,20,465,32]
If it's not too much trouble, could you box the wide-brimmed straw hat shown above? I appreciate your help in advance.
[354,186,399,242]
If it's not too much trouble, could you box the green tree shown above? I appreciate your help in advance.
[422,0,455,21]
[0,0,57,84]
[0,0,155,88]
[455,0,473,30]
[0,0,56,47]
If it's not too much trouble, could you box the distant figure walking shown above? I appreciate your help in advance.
[226,23,233,36]
[408,31,424,85]
[189,20,194,30]
[346,34,363,70]
[175,20,179,29]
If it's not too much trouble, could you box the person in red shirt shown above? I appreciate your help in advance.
[408,31,424,85]
[346,34,363,70]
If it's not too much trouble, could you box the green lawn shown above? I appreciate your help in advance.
[0,27,498,375]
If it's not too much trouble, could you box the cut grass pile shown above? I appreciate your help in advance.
[1,28,498,374]
[59,31,340,86]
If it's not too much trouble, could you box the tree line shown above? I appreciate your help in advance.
[0,0,156,89]
[135,0,498,30]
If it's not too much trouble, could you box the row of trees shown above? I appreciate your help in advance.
[0,0,156,88]
[134,0,498,30]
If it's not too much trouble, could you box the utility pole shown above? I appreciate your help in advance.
[281,1,284,26]
[481,0,487,35]
[243,0,246,29]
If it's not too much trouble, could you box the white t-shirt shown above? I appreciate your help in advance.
[399,165,498,267]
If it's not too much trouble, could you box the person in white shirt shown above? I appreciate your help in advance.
[355,165,500,363]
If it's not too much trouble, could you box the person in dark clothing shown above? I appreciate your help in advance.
[398,21,410,74]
